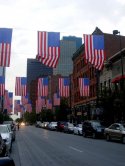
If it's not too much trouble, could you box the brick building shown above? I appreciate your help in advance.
[71,27,125,123]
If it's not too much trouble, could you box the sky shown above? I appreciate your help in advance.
[0,0,125,100]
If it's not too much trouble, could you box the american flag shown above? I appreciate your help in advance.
[14,100,21,113]
[25,103,32,112]
[37,31,60,68]
[53,92,60,106]
[36,97,45,113]
[21,77,27,96]
[21,96,28,105]
[15,77,21,96]
[83,34,105,70]
[79,78,90,96]
[4,90,10,110]
[38,77,48,97]
[8,92,13,112]
[59,78,70,97]
[15,77,27,96]
[0,76,5,96]
[46,99,52,109]
[8,92,13,105]
[0,28,12,67]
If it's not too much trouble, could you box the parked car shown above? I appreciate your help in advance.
[4,124,16,142]
[63,122,74,133]
[35,121,42,128]
[3,121,16,141]
[48,122,57,130]
[0,157,15,166]
[0,125,12,153]
[82,120,105,138]
[73,124,82,135]
[43,122,50,129]
[56,121,66,132]
[0,134,7,157]
[104,123,125,144]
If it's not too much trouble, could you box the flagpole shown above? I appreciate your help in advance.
[96,69,100,119]
[69,74,72,123]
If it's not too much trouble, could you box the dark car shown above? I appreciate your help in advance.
[0,134,7,157]
[0,157,15,166]
[104,123,125,143]
[56,121,66,132]
[82,120,105,138]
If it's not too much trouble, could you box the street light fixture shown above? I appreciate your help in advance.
[113,30,124,87]
[113,30,124,121]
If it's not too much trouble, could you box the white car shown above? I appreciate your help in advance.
[73,124,82,135]
[48,122,57,130]
[0,125,12,152]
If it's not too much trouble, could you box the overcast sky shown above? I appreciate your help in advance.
[0,0,125,99]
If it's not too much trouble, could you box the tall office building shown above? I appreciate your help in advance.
[62,36,82,50]
[53,36,82,76]
[27,58,53,88]
[27,58,53,110]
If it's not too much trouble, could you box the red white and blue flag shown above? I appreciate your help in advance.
[38,77,48,97]
[4,90,10,110]
[0,76,5,96]
[15,77,21,96]
[59,78,70,97]
[0,28,12,67]
[53,92,60,106]
[15,77,27,96]
[21,77,27,96]
[79,78,90,96]
[14,100,21,113]
[36,97,45,113]
[46,99,52,109]
[37,31,60,68]
[21,96,28,105]
[8,92,13,112]
[83,34,105,70]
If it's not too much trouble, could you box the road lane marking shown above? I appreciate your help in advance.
[69,146,83,153]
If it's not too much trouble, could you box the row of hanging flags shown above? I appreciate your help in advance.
[14,76,90,113]
[0,28,105,70]
[0,28,104,113]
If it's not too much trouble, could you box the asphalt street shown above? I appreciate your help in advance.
[11,125,125,166]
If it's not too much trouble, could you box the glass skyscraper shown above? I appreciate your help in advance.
[53,36,82,76]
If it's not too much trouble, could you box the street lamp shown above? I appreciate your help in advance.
[113,30,124,121]
[113,30,124,86]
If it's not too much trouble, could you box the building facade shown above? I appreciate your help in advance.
[27,58,53,110]
[72,27,125,124]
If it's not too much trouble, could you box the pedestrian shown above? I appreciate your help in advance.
[17,123,20,130]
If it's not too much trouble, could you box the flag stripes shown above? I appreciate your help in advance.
[83,34,105,70]
[59,78,70,97]
[79,78,90,96]
[0,28,12,67]
[37,31,60,68]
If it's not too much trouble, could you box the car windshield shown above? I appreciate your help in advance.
[78,124,82,128]
[92,122,101,127]
[121,124,125,130]
[0,126,9,133]
[68,123,74,127]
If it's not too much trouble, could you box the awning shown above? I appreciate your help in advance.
[111,75,125,83]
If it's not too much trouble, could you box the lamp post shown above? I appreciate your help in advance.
[113,30,124,86]
[113,30,124,121]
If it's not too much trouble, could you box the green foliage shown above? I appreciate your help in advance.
[0,112,13,124]
[23,111,36,124]
[40,109,53,122]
